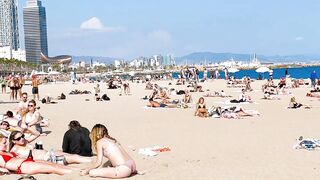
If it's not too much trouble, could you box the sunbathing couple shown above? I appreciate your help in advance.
[0,124,136,178]
[194,97,260,118]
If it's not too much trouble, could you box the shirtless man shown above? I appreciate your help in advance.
[31,76,40,101]
[17,92,29,116]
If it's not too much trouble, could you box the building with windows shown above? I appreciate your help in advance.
[0,46,26,61]
[23,0,48,64]
[0,0,20,50]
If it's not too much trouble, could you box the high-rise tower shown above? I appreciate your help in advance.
[23,0,48,64]
[0,0,20,50]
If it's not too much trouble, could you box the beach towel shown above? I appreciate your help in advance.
[215,100,254,105]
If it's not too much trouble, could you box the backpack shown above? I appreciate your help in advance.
[60,93,66,99]
[101,94,110,101]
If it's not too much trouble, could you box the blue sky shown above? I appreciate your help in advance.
[18,0,320,59]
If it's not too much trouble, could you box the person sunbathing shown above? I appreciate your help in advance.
[2,111,19,127]
[0,137,72,175]
[204,90,231,97]
[20,100,48,136]
[0,121,11,137]
[209,106,260,119]
[263,93,281,100]
[194,97,209,117]
[148,97,177,108]
[80,124,137,178]
[9,131,92,164]
[288,97,310,109]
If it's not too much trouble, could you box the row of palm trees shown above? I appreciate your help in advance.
[0,58,39,75]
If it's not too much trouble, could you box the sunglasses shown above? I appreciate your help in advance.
[28,104,34,107]
[0,123,9,126]
[22,96,27,99]
[14,134,25,141]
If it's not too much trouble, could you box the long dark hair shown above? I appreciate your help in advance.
[8,131,20,151]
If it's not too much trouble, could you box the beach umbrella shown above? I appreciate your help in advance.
[35,71,48,75]
[256,67,270,73]
[228,67,239,73]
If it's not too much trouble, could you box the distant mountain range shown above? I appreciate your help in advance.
[72,56,118,64]
[72,52,320,65]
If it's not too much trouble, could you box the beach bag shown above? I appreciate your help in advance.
[60,93,66,99]
[101,94,110,101]
[41,98,46,104]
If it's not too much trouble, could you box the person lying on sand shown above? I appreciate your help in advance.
[288,97,311,109]
[208,106,260,119]
[0,137,72,175]
[203,90,231,98]
[148,96,177,108]
[9,131,92,164]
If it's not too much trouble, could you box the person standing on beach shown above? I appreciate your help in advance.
[310,70,318,88]
[31,75,40,101]
[0,76,6,94]
[285,68,289,77]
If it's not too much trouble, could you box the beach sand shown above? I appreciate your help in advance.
[1,79,320,180]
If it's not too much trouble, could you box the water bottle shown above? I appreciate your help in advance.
[49,149,56,163]
[27,150,33,160]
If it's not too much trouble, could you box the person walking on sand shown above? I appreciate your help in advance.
[310,70,318,88]
[31,75,40,101]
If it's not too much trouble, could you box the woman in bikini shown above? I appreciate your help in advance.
[0,137,72,175]
[80,124,136,178]
[9,131,92,164]
[195,97,209,117]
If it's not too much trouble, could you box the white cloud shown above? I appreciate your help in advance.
[80,17,126,32]
[295,36,304,41]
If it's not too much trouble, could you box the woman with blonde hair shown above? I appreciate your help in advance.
[80,124,136,178]
[20,100,48,136]
[195,97,209,117]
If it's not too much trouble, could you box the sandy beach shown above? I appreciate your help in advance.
[1,79,320,180]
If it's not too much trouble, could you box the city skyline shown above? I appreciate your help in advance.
[16,0,320,59]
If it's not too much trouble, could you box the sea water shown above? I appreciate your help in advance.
[172,66,320,80]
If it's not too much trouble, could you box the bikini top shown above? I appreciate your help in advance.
[198,103,206,109]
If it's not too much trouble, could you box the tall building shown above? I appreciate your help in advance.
[23,0,48,64]
[0,0,20,50]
